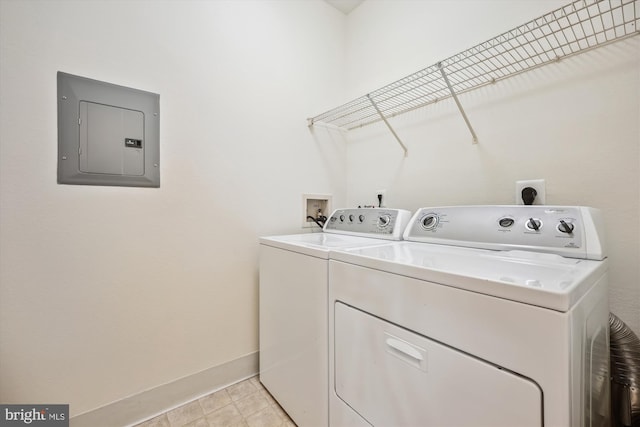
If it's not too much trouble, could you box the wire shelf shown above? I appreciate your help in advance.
[308,0,639,138]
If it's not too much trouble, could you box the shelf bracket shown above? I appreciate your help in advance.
[437,62,478,144]
[366,94,408,157]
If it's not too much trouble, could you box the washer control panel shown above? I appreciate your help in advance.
[324,208,412,240]
[404,206,606,260]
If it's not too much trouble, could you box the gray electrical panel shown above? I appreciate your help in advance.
[57,72,160,187]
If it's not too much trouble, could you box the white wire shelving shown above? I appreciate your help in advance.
[307,0,640,156]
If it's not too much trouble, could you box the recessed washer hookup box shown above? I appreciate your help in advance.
[57,72,160,188]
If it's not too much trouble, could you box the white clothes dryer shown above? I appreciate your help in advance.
[328,206,609,427]
[259,208,411,427]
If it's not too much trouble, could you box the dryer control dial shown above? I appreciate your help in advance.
[557,220,574,234]
[420,214,439,231]
[525,218,542,231]
[498,217,515,228]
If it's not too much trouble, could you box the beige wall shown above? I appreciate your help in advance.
[341,0,640,333]
[0,0,346,416]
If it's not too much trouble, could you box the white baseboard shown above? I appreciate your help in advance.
[70,351,258,427]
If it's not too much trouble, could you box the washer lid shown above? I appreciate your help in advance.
[330,242,607,311]
[259,233,388,259]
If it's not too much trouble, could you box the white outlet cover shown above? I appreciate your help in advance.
[515,179,546,205]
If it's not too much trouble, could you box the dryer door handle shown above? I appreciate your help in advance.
[385,334,427,371]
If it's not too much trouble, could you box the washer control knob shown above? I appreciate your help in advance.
[358,214,365,223]
[421,214,438,230]
[557,220,574,234]
[348,214,355,222]
[339,215,345,222]
[377,214,391,229]
[526,218,542,231]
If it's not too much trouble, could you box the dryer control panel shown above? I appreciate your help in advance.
[403,206,606,260]
[324,208,412,241]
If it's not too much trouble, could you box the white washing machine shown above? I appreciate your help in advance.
[259,208,411,427]
[328,205,610,427]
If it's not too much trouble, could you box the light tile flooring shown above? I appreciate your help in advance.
[134,376,296,427]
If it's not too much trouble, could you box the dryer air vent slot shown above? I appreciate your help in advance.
[610,312,640,427]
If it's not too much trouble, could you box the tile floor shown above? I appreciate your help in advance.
[134,376,296,427]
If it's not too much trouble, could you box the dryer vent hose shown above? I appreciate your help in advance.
[610,313,640,427]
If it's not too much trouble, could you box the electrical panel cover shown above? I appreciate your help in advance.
[57,72,160,187]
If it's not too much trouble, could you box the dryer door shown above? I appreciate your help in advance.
[334,302,542,427]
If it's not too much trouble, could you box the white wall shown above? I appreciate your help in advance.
[0,0,346,416]
[343,1,640,333]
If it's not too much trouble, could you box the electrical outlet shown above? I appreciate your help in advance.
[376,189,386,207]
[515,179,546,205]
[302,194,332,228]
